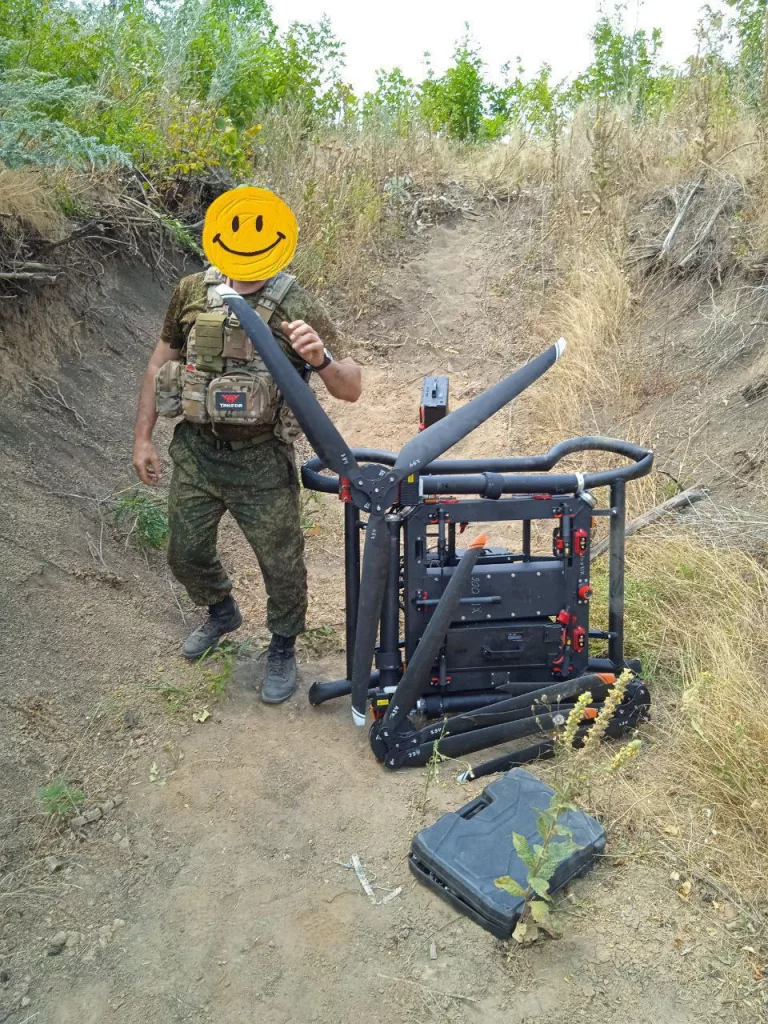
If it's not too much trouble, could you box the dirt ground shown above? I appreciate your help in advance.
[1,204,766,1023]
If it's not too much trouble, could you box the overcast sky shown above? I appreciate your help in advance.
[271,0,728,93]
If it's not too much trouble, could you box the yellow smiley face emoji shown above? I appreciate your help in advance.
[202,186,299,282]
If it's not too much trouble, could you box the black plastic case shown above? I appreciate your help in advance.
[409,768,606,938]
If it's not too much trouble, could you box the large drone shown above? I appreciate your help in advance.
[217,285,652,774]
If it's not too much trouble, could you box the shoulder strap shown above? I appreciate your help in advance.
[203,267,226,310]
[255,272,296,324]
[204,270,297,319]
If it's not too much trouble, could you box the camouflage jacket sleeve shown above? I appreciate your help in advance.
[159,274,208,351]
[273,282,345,359]
[159,284,185,350]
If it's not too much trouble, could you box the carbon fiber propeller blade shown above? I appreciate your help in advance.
[216,286,360,479]
[381,534,488,732]
[393,340,566,476]
[350,515,390,725]
[406,712,565,767]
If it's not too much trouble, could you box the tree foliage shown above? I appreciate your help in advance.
[0,1,766,179]
[420,33,487,141]
[0,64,128,167]
[570,5,676,116]
[724,0,768,105]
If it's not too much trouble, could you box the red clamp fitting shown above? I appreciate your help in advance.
[578,585,593,601]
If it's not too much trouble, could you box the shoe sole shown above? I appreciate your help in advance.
[260,686,297,705]
[182,611,243,661]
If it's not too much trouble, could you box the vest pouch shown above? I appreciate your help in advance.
[155,359,183,418]
[193,311,227,372]
[222,317,253,362]
[182,368,212,424]
[207,373,273,428]
[273,400,303,445]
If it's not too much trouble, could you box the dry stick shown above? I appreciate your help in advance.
[376,975,478,1005]
[37,220,104,253]
[590,487,709,561]
[0,272,57,282]
[168,579,188,626]
[9,261,62,272]
[678,189,735,270]
[659,180,703,260]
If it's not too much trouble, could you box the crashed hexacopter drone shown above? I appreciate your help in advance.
[217,284,653,779]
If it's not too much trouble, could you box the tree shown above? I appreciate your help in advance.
[419,30,487,141]
[362,67,418,134]
[724,0,768,108]
[570,4,675,117]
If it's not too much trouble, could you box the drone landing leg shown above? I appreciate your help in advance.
[343,501,361,683]
[609,479,626,671]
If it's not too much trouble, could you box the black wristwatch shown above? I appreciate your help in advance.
[311,347,333,372]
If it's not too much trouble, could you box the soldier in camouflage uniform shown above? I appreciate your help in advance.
[133,267,362,703]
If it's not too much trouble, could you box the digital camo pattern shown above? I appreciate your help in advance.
[166,421,308,637]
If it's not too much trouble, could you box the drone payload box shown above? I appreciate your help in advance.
[408,768,605,938]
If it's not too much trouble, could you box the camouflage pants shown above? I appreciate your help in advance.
[167,421,307,637]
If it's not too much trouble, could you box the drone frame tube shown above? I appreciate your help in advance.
[300,437,654,495]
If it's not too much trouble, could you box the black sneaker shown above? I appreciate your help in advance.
[261,635,298,704]
[182,598,243,660]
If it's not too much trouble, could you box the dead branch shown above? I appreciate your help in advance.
[590,487,709,560]
[0,272,58,282]
[659,180,703,260]
[9,261,62,272]
[678,187,736,270]
[37,220,105,253]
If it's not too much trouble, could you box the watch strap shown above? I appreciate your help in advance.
[312,348,333,372]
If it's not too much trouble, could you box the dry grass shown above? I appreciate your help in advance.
[587,539,768,903]
[253,109,456,303]
[0,167,69,237]
[455,102,768,909]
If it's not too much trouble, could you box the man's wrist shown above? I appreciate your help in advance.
[310,347,333,372]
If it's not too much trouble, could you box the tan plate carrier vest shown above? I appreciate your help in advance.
[155,267,302,445]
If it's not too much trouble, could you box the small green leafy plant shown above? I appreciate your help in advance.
[110,487,169,550]
[495,785,581,944]
[40,779,85,818]
[300,623,338,658]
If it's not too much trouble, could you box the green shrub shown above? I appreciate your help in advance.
[110,488,169,550]
[40,779,85,817]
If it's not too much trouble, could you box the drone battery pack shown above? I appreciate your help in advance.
[408,768,605,938]
[420,376,449,430]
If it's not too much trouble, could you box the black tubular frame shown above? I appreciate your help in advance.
[301,436,653,495]
[304,435,653,745]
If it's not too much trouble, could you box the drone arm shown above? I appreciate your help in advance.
[216,286,362,480]
[380,534,488,732]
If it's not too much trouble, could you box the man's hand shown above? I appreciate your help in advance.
[281,320,325,368]
[133,440,163,486]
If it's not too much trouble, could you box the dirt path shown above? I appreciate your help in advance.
[1,210,759,1023]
